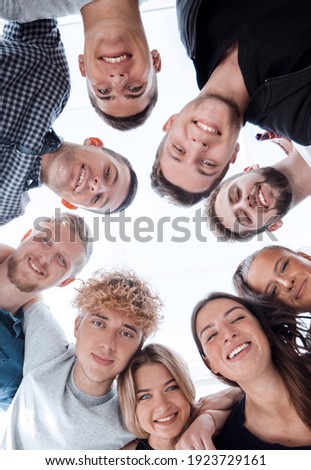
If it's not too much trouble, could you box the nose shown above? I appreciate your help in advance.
[100,330,116,352]
[185,139,208,164]
[108,72,128,89]
[279,276,295,292]
[154,394,170,412]
[222,324,238,343]
[90,176,109,193]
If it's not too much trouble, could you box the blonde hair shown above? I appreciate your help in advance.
[118,343,196,439]
[73,268,163,339]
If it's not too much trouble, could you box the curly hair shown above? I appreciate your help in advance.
[118,343,196,439]
[73,267,163,339]
[150,135,230,207]
[191,292,311,427]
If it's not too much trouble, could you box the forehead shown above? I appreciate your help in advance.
[84,309,142,330]
[197,298,246,326]
[249,248,302,277]
[134,362,173,385]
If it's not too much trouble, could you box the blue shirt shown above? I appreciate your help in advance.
[0,19,70,225]
[0,308,24,411]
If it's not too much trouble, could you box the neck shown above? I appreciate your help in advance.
[0,260,35,314]
[148,435,177,450]
[201,42,249,115]
[81,0,142,32]
[273,149,311,206]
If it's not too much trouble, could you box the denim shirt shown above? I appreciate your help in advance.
[0,308,24,411]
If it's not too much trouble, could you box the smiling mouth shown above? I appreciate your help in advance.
[74,165,85,192]
[99,53,131,63]
[257,186,269,208]
[154,413,177,424]
[227,342,250,359]
[28,258,44,276]
[194,120,221,135]
[296,279,307,300]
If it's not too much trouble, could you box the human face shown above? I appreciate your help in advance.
[196,298,271,384]
[135,363,191,450]
[7,222,83,293]
[159,95,241,192]
[45,145,130,213]
[247,248,311,313]
[80,21,161,118]
[73,310,143,396]
[215,167,292,234]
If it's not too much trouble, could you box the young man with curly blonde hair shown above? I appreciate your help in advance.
[0,268,163,449]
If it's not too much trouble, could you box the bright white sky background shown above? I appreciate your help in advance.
[1,1,311,396]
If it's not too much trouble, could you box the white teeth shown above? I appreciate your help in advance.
[258,188,268,208]
[196,121,220,135]
[101,54,128,63]
[75,166,85,190]
[155,413,175,423]
[228,342,249,359]
[29,259,43,274]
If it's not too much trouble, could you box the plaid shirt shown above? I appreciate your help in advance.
[0,20,70,226]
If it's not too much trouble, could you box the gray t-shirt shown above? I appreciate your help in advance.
[0,301,133,450]
[0,0,147,22]
[0,0,91,22]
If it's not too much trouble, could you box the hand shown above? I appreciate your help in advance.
[176,413,216,450]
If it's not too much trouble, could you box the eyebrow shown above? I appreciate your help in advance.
[136,378,176,394]
[199,306,243,338]
[169,153,218,177]
[91,313,139,335]
[96,92,145,101]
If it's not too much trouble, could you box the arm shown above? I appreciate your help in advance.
[0,244,14,263]
[176,387,242,450]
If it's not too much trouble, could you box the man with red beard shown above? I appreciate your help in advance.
[0,212,92,410]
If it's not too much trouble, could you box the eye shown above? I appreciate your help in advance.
[270,285,279,298]
[58,255,67,267]
[231,315,245,324]
[207,332,217,342]
[105,166,110,179]
[93,194,101,204]
[166,384,178,392]
[41,237,52,247]
[98,87,112,95]
[201,160,216,167]
[173,144,184,154]
[127,85,143,93]
[93,319,104,327]
[281,260,289,273]
[120,331,134,339]
[139,393,151,401]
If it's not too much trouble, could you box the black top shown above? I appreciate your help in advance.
[213,396,311,450]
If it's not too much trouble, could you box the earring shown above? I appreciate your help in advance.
[61,199,78,210]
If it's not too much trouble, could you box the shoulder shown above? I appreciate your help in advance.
[121,440,138,450]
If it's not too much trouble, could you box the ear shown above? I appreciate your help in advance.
[243,163,260,172]
[83,137,104,148]
[58,277,75,288]
[74,315,82,338]
[151,49,161,73]
[61,199,78,210]
[230,142,240,164]
[21,229,33,241]
[78,54,86,77]
[163,114,177,132]
[267,219,283,232]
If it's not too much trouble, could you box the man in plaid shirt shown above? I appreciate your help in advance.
[0,19,137,226]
